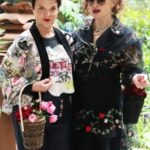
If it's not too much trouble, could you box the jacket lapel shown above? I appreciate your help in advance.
[30,23,50,79]
[30,23,73,80]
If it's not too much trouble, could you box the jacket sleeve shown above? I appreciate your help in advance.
[0,35,33,113]
[121,31,144,85]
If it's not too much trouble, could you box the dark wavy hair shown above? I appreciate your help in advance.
[83,0,124,15]
[31,0,62,9]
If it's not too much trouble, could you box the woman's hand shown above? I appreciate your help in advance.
[132,73,150,89]
[32,78,52,92]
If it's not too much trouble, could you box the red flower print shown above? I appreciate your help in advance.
[85,125,92,132]
[99,48,106,52]
[99,113,105,119]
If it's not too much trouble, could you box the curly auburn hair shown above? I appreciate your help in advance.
[82,0,124,15]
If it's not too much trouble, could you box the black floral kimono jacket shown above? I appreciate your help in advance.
[72,17,143,138]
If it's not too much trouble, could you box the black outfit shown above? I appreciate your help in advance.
[40,93,72,150]
[12,23,73,150]
[72,17,143,150]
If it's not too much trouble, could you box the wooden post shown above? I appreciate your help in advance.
[0,56,16,150]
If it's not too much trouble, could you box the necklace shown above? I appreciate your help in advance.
[93,24,111,44]
[94,24,110,33]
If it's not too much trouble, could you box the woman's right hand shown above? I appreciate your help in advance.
[32,78,52,92]
[132,73,150,89]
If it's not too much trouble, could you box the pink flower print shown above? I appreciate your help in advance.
[40,101,50,111]
[47,103,56,115]
[11,77,24,86]
[48,101,53,106]
[85,125,91,132]
[35,64,41,73]
[28,114,37,123]
[5,86,12,95]
[19,56,26,65]
[49,115,58,123]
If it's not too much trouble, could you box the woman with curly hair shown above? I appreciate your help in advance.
[72,0,149,150]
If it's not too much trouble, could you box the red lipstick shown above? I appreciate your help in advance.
[93,9,100,13]
[44,18,50,22]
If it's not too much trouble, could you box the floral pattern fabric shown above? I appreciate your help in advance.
[0,29,74,114]
[74,108,123,135]
[72,17,143,137]
[0,31,40,114]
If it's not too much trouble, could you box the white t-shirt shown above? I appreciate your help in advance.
[43,36,74,97]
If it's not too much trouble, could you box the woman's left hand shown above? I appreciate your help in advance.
[132,73,150,89]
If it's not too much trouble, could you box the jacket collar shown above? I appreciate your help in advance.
[74,16,134,54]
[30,22,50,79]
[75,16,125,50]
[111,16,124,36]
[80,16,124,37]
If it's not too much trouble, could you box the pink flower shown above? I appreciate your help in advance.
[5,87,12,95]
[28,114,37,123]
[47,103,56,115]
[19,56,26,65]
[40,101,51,110]
[49,115,58,123]
[35,64,41,73]
[11,77,24,86]
[16,100,57,125]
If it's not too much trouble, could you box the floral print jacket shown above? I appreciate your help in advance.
[0,26,73,114]
[72,17,144,137]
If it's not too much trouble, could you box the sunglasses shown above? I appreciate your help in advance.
[86,0,106,5]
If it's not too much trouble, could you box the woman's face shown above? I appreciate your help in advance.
[86,0,116,20]
[33,0,58,29]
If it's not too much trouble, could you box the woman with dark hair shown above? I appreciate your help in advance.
[0,0,74,150]
[72,0,149,150]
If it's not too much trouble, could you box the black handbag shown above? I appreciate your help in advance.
[123,84,147,124]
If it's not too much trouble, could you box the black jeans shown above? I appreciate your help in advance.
[12,94,72,150]
[42,115,72,150]
[72,131,122,150]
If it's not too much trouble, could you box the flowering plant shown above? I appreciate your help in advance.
[123,84,147,98]
[15,99,58,124]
